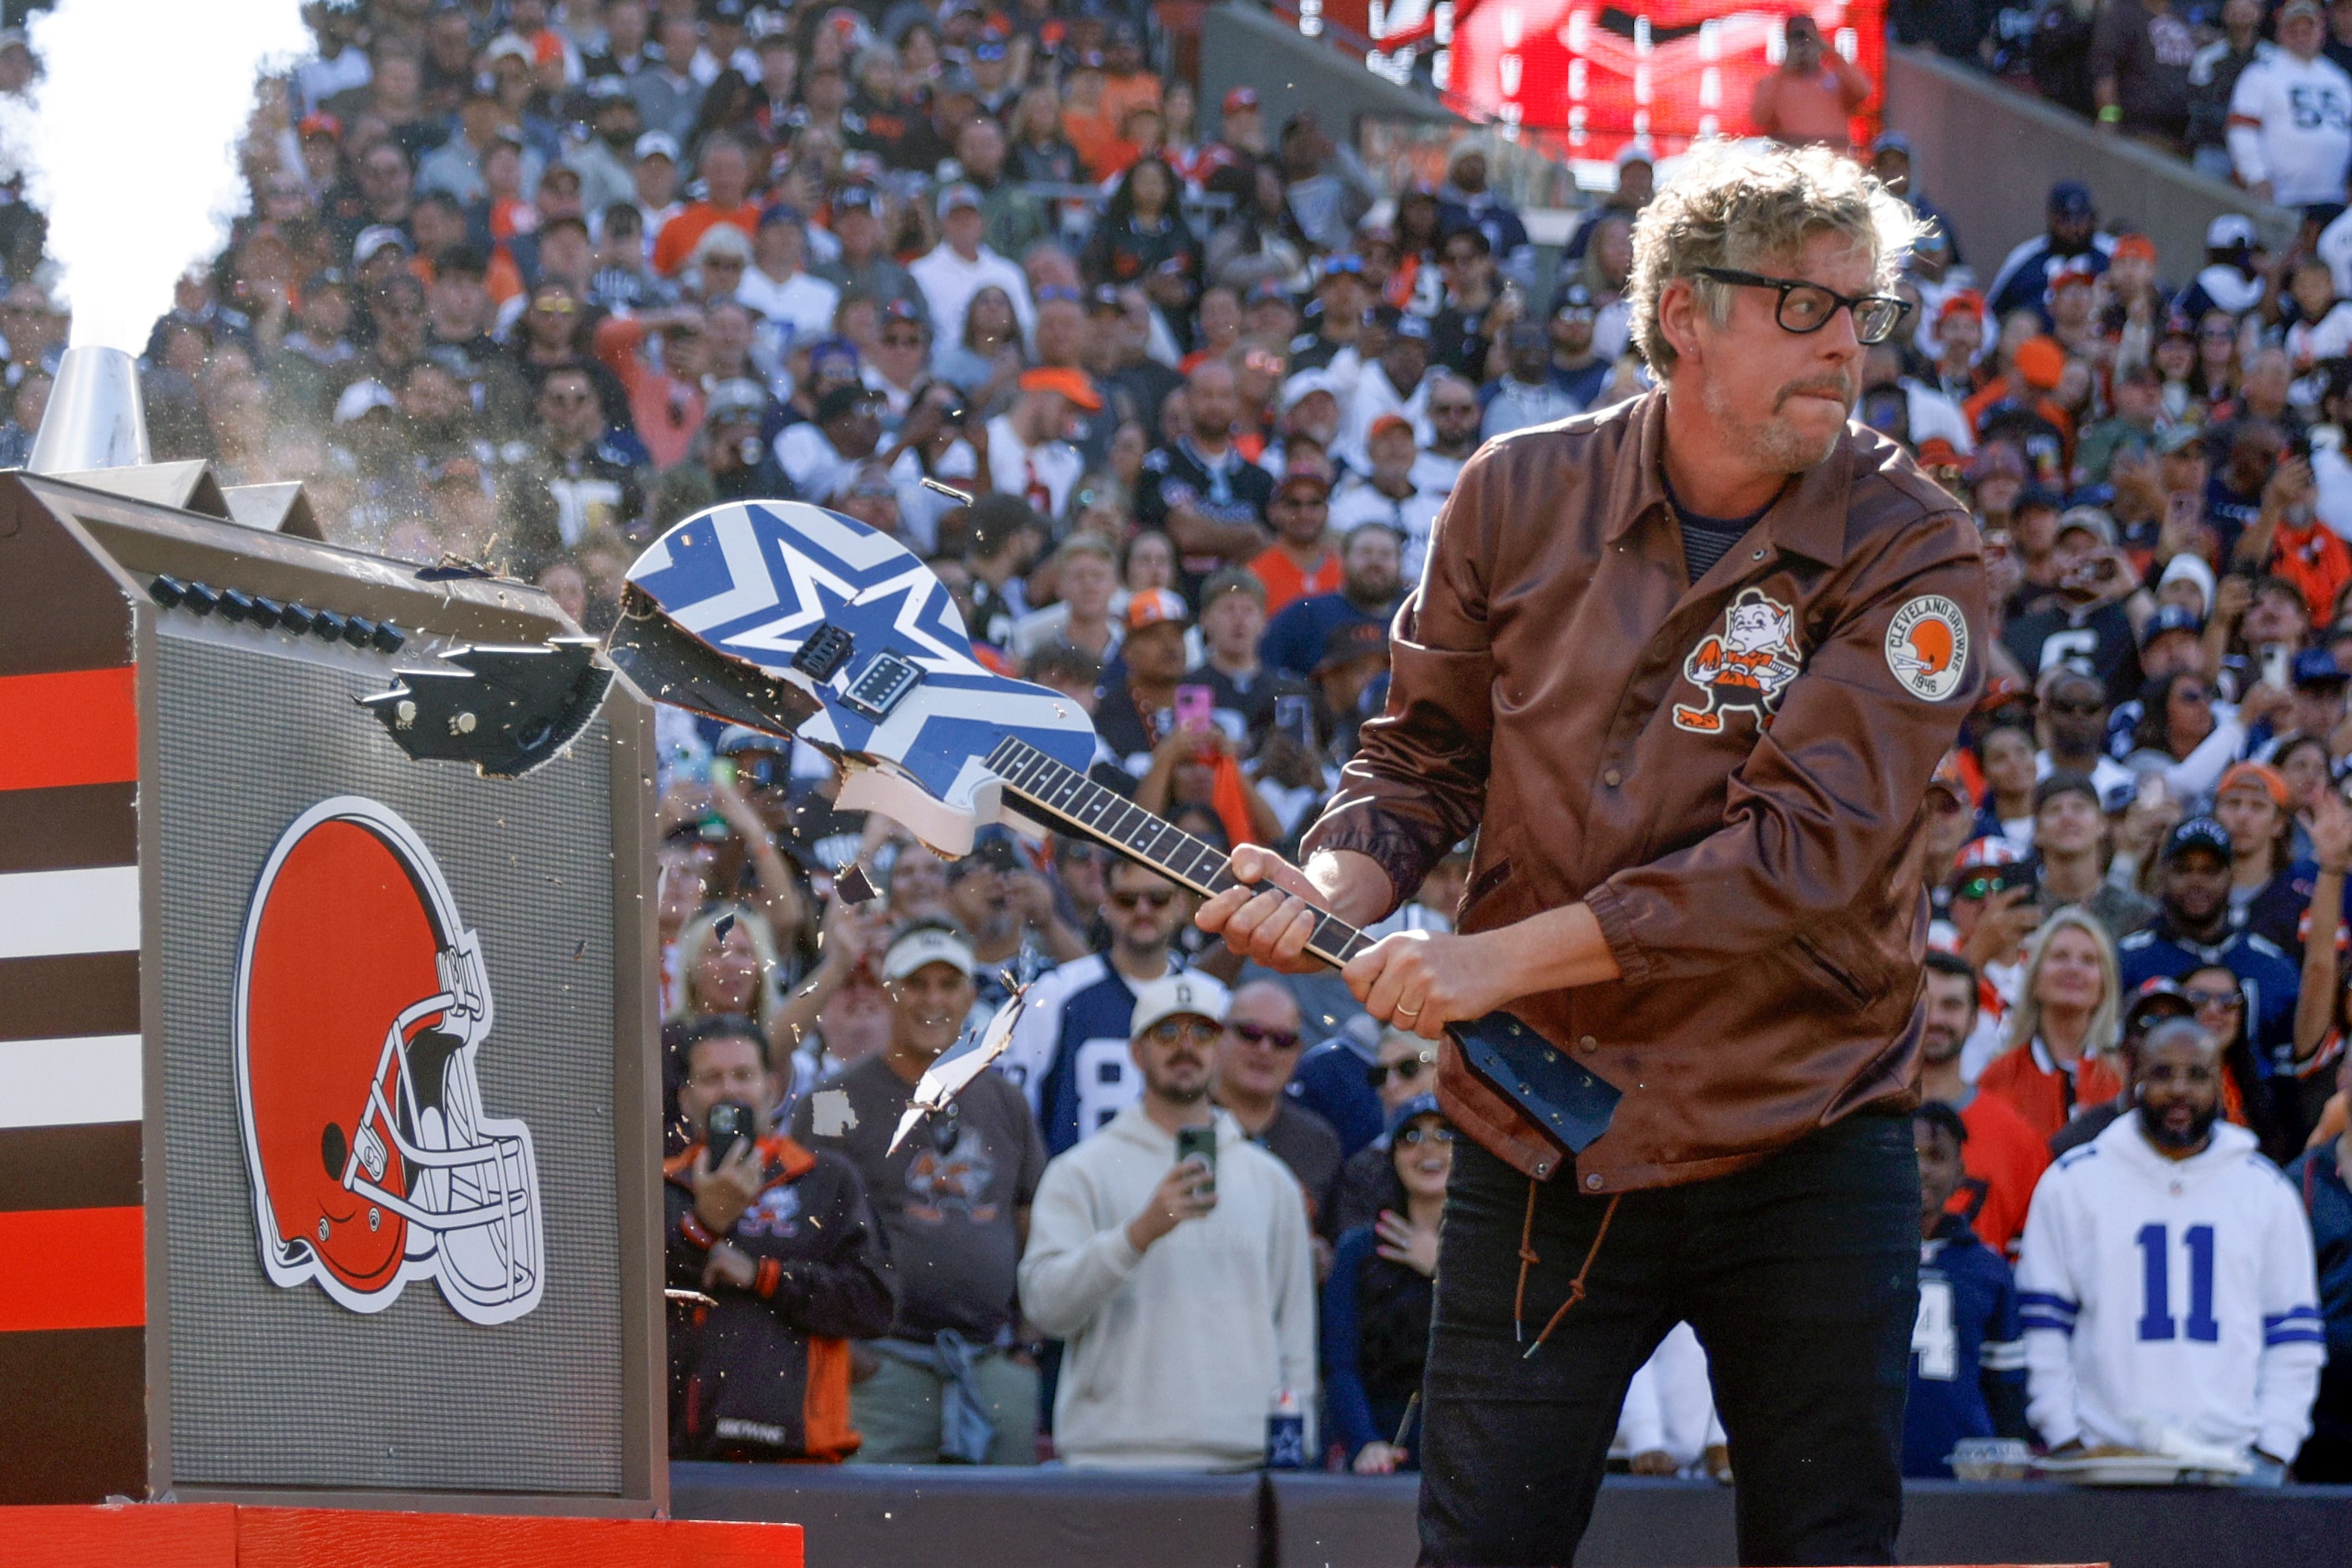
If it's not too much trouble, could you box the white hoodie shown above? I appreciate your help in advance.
[2016,1112,2323,1462]
[1019,1103,1318,1470]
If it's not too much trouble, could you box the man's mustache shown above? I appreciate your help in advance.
[1776,375,1857,409]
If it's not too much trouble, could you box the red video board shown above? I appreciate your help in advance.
[1331,2,1887,160]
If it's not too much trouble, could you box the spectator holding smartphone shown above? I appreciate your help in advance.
[1019,974,1318,1469]
[665,1016,896,1462]
[1322,1092,1452,1473]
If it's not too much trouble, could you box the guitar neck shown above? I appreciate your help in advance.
[984,736,1372,972]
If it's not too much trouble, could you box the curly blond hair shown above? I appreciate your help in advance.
[1628,139,1926,377]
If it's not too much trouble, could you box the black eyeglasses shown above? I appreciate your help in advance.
[1693,267,1911,345]
[1366,1051,1435,1089]
[2183,987,2243,1011]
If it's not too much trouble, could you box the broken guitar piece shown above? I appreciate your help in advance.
[360,639,614,779]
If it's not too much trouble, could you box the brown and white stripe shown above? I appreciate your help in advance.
[0,659,149,1503]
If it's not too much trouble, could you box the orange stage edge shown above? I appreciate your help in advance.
[0,1504,804,1568]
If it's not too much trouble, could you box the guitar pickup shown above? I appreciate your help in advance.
[839,650,923,722]
[792,623,854,680]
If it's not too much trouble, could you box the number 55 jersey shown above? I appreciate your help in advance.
[2016,1112,2324,1462]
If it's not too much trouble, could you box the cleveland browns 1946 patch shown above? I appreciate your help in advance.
[1884,596,1970,701]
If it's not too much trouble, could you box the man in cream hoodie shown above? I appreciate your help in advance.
[1019,972,1319,1469]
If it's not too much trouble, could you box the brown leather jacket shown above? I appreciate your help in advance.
[1302,391,1986,1192]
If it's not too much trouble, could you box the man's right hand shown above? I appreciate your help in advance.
[692,1139,765,1235]
[1197,843,1389,974]
[1125,1156,1216,1253]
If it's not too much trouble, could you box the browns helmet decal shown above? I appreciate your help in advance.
[233,797,545,1325]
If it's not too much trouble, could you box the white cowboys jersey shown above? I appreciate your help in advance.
[2016,1112,2323,1463]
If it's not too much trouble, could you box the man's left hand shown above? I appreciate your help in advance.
[1345,928,1515,1040]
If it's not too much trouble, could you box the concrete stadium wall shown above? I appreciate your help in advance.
[674,1463,2352,1568]
[1882,46,2298,284]
[1197,3,1454,144]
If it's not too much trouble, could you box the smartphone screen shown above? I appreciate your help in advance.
[1275,692,1315,747]
[706,1100,754,1166]
[1175,684,1215,734]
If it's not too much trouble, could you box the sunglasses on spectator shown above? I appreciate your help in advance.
[1397,1123,1457,1146]
[2047,696,2104,716]
[545,389,594,407]
[883,329,923,346]
[2183,988,2243,1011]
[1110,888,1176,910]
[1366,1051,1437,1089]
[2176,685,2211,704]
[1228,1021,1302,1051]
[1146,1018,1222,1046]
[704,255,746,269]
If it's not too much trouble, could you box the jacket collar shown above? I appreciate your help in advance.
[1604,387,1857,569]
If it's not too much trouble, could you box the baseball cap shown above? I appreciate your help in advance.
[2215,761,2289,809]
[1368,412,1416,444]
[2162,816,2233,863]
[352,225,411,266]
[2046,258,2097,296]
[881,923,976,982]
[706,378,767,426]
[1018,366,1104,411]
[2113,233,2157,263]
[298,112,341,140]
[299,267,348,298]
[1125,587,1190,630]
[331,379,397,424]
[634,130,680,162]
[2033,770,2102,815]
[2014,336,2066,391]
[1130,971,1231,1039]
[2156,423,2208,458]
[1388,312,1432,341]
[1316,620,1390,673]
[1955,836,2029,874]
[938,181,984,214]
[1937,289,1985,325]
[2138,603,2205,646]
[2284,0,2326,19]
[1282,367,1342,408]
[2208,213,2258,250]
[1385,1090,1446,1139]
[1869,130,1913,159]
[1554,281,1597,317]
[2054,505,2116,546]
[1276,467,1332,498]
[484,35,532,66]
[2294,647,2349,687]
[2048,180,2093,219]
[2124,978,2198,1039]
[816,384,883,423]
[1925,749,1972,807]
[1222,85,1260,114]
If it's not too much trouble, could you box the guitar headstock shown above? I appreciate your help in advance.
[610,498,1100,853]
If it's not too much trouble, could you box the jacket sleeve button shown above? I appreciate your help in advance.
[1601,767,1622,788]
[1585,1174,1605,1190]
[1578,1034,1598,1052]
[1532,1161,1550,1176]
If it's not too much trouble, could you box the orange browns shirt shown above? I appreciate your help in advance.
[1250,544,1344,614]
[1945,1088,2052,1260]
[652,200,762,277]
[1976,1040,2127,1145]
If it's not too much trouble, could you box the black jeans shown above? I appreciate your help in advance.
[1416,1113,1920,1568]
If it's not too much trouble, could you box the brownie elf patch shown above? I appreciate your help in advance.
[1884,596,1970,701]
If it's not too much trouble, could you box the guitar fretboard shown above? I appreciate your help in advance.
[985,736,1373,971]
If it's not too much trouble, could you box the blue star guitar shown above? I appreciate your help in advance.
[608,499,1619,1161]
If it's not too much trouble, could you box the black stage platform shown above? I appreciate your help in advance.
[675,1462,2352,1568]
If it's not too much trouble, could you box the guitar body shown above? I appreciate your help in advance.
[614,498,1620,1159]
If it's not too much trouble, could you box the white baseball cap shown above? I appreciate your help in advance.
[1129,972,1230,1039]
[881,923,975,983]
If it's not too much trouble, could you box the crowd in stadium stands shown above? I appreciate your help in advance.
[4,0,2349,1482]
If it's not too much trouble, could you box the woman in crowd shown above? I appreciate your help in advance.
[1977,908,2126,1141]
[931,283,1024,412]
[1330,1029,1443,1238]
[1081,154,1198,291]
[1322,1093,1451,1474]
[2126,670,2248,808]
